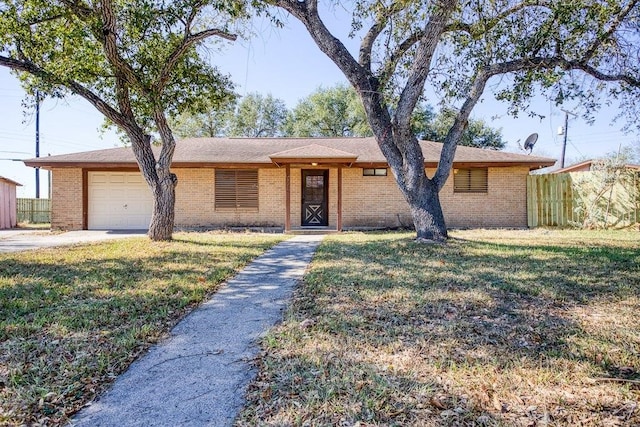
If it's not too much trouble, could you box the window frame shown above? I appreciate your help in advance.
[363,168,388,177]
[453,168,488,194]
[214,169,259,210]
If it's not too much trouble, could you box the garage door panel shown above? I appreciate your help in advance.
[88,172,153,230]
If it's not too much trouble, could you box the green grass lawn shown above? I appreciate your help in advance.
[0,231,286,426]
[237,229,640,426]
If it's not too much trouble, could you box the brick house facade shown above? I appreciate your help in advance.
[25,138,554,231]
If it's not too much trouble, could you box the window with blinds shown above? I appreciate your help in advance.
[215,169,259,210]
[453,168,488,193]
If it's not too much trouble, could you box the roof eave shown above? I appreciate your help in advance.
[0,177,22,186]
[24,159,556,170]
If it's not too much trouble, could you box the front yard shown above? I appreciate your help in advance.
[0,232,286,425]
[238,230,640,426]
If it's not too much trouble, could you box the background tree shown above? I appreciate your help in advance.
[229,92,288,137]
[272,0,640,241]
[416,107,505,150]
[285,84,372,137]
[0,0,246,240]
[170,101,236,138]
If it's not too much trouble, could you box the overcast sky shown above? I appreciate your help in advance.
[1,11,637,197]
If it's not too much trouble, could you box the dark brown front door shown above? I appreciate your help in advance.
[302,170,328,226]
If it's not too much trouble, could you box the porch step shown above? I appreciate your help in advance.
[286,228,340,235]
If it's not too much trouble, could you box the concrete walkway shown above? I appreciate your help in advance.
[71,234,325,427]
[0,230,147,253]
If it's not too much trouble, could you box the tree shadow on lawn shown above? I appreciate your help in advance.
[242,235,640,426]
[0,240,269,425]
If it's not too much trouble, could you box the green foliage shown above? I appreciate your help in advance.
[284,85,505,149]
[170,101,237,138]
[284,84,372,137]
[229,92,288,137]
[0,0,246,134]
[344,0,640,127]
[414,107,506,150]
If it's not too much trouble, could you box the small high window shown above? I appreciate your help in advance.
[453,168,488,193]
[215,169,259,210]
[363,168,388,177]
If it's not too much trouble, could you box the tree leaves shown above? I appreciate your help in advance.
[285,84,373,137]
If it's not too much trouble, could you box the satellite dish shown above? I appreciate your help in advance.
[523,133,538,154]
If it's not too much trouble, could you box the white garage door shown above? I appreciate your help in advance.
[88,172,153,230]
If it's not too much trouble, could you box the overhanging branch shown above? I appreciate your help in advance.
[99,0,146,91]
[156,28,237,93]
[432,53,640,188]
[0,55,129,128]
[395,1,457,128]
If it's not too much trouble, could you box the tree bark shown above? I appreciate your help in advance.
[385,129,448,241]
[148,174,177,241]
[127,129,177,241]
[147,108,179,241]
[406,177,448,241]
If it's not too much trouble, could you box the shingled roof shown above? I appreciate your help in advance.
[23,137,555,169]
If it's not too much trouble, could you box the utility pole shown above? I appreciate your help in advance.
[35,90,40,199]
[559,109,577,168]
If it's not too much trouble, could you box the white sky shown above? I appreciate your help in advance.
[1,12,638,197]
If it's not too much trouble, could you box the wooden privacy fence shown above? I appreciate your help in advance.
[17,198,51,223]
[527,171,640,228]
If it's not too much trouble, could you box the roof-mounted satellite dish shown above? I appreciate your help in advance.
[523,133,538,154]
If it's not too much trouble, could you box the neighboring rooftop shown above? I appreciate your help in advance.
[0,176,22,186]
[23,137,556,169]
[553,159,640,173]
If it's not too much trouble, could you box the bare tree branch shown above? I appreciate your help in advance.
[449,0,552,39]
[583,0,638,60]
[491,56,640,86]
[395,1,457,129]
[0,55,129,128]
[360,20,386,71]
[434,71,490,189]
[99,0,146,90]
[156,28,237,93]
[359,1,405,70]
[432,53,640,189]
[378,30,423,87]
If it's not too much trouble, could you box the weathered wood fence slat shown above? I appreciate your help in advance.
[527,172,640,228]
[17,198,51,223]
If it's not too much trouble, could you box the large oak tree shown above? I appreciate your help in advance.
[0,0,247,240]
[272,0,640,241]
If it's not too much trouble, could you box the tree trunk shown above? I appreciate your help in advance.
[147,173,177,241]
[407,179,448,241]
[126,129,177,241]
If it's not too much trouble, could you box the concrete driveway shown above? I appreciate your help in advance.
[0,229,147,253]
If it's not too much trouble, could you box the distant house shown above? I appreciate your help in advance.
[553,159,640,173]
[24,137,554,231]
[0,176,21,229]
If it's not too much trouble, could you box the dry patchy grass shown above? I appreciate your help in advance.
[0,231,286,426]
[238,229,640,426]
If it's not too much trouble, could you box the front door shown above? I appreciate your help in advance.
[302,170,329,226]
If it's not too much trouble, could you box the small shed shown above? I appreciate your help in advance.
[0,176,22,229]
